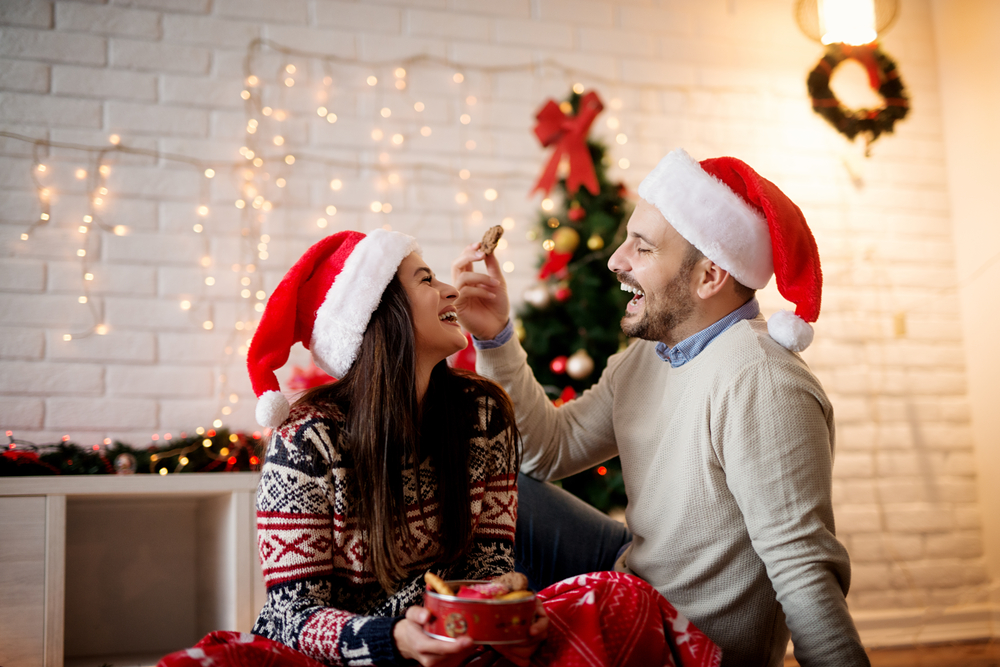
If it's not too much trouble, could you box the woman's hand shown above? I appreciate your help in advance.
[491,599,549,667]
[394,606,478,667]
[451,243,510,341]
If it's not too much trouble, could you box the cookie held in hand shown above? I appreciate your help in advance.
[480,225,504,255]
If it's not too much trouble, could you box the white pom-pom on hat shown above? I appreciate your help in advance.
[766,309,815,353]
[255,390,290,429]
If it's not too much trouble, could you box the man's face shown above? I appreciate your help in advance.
[607,199,699,346]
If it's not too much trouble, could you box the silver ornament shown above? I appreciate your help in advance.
[566,349,595,380]
[523,283,551,309]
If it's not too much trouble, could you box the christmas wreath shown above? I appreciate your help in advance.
[807,42,909,145]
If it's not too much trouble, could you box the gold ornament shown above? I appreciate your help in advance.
[587,233,604,250]
[566,349,595,380]
[552,227,580,254]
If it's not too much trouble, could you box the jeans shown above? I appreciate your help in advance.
[514,472,633,591]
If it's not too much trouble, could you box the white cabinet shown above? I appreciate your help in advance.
[0,473,265,667]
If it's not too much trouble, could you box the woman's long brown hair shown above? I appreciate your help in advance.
[293,276,519,592]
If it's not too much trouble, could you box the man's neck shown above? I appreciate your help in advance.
[662,295,754,348]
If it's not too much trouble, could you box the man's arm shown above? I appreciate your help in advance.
[717,361,869,667]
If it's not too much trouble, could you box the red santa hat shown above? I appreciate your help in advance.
[637,148,822,352]
[248,229,419,428]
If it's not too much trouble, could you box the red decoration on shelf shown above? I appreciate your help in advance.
[531,91,604,196]
[287,361,334,392]
[550,355,568,374]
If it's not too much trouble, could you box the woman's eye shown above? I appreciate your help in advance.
[422,275,433,283]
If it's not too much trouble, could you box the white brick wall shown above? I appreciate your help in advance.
[0,0,993,644]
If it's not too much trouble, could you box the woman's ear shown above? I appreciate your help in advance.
[693,259,730,300]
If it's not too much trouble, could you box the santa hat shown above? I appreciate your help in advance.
[248,229,419,428]
[637,149,821,352]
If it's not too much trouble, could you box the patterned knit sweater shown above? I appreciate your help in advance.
[252,394,518,666]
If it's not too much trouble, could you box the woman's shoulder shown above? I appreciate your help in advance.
[268,399,347,468]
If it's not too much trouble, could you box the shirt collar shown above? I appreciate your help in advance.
[655,298,760,367]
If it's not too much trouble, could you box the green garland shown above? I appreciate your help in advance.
[807,42,909,145]
[1,429,265,476]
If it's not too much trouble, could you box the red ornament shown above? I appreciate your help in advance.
[449,332,477,371]
[538,250,573,280]
[552,385,577,407]
[554,286,572,302]
[550,355,568,374]
[531,91,605,196]
[568,203,586,222]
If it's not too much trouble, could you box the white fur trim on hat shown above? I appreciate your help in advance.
[637,149,773,290]
[767,309,814,352]
[256,389,290,429]
[309,229,419,378]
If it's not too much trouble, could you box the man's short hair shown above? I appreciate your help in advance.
[684,244,756,301]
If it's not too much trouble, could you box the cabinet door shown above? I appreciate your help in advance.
[0,496,48,667]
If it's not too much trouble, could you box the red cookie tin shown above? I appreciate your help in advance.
[423,580,536,645]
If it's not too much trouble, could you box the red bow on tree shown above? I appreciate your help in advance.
[531,91,604,196]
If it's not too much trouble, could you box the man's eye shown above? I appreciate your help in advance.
[637,247,651,254]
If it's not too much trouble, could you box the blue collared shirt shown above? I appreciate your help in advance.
[655,297,760,367]
[474,298,760,368]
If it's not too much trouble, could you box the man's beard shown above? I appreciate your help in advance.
[620,263,696,343]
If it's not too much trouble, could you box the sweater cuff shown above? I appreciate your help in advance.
[342,614,402,666]
[472,319,513,350]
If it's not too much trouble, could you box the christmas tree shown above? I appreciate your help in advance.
[516,89,631,513]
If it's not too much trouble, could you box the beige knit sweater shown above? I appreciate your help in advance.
[476,315,869,667]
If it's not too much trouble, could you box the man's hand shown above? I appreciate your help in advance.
[491,599,549,666]
[451,242,510,341]
[394,606,478,666]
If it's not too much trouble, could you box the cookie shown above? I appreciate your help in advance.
[425,571,455,596]
[480,225,504,255]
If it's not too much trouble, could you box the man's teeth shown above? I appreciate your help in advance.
[620,283,644,297]
[439,311,458,322]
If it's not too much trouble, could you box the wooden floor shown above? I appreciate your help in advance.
[784,640,1000,667]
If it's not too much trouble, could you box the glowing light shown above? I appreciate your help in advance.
[241,90,250,99]
[93,197,103,206]
[420,126,432,136]
[381,107,391,118]
[453,72,464,83]
[254,302,264,312]
[395,67,406,78]
[179,457,189,465]
[205,168,215,178]
[394,79,405,90]
[597,466,607,476]
[273,136,284,146]
[158,468,168,476]
[616,133,627,145]
[253,157,263,167]
[77,249,86,257]
[274,110,286,121]
[83,214,93,222]
[460,114,471,124]
[465,140,476,150]
[84,273,93,281]
[455,192,468,204]
[466,96,477,105]
[276,178,286,187]
[221,406,232,415]
[99,165,111,176]
[246,75,259,86]
[503,261,514,273]
[619,158,630,169]
[382,203,392,213]
[414,101,425,112]
[388,173,399,185]
[326,113,337,123]
[497,238,508,251]
[819,0,877,45]
[370,201,383,212]
[501,217,515,230]
[391,133,403,145]
[79,225,88,233]
[205,276,215,286]
[459,169,470,180]
[285,64,296,74]
[36,164,46,172]
[203,321,214,330]
[201,256,211,267]
[63,334,72,341]
[543,239,556,251]
[484,188,498,201]
[323,76,332,85]
[21,233,28,240]
[180,300,192,310]
[317,217,328,228]
[607,117,620,130]
[470,210,483,222]
[330,178,342,190]
[40,188,50,200]
[40,213,49,220]
[109,134,121,144]
[541,198,554,211]
[284,155,295,165]
[367,75,378,86]
[325,205,337,215]
[198,205,209,216]
[371,129,383,140]
[317,106,328,116]
[78,296,87,303]
[241,289,251,298]
[75,169,87,179]
[262,106,272,116]
[98,186,108,195]
[284,78,294,87]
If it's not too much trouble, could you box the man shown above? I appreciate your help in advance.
[452,149,869,667]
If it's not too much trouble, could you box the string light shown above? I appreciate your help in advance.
[414,102,425,112]
[616,133,627,144]
[619,158,630,169]
[460,114,471,124]
[420,126,432,136]
[326,112,338,123]
[484,188,498,201]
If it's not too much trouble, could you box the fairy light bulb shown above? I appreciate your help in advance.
[380,107,391,118]
[370,201,383,212]
[36,164,46,172]
[198,205,209,216]
[395,67,406,78]
[619,158,630,169]
[327,112,338,123]
[391,134,403,145]
[573,82,585,94]
[284,155,295,165]
[180,300,191,310]
[40,213,49,220]
[325,205,337,215]
[273,136,284,146]
[367,75,377,86]
[204,168,215,178]
[203,321,214,330]
[99,165,111,176]
[484,188,498,201]
[460,114,471,124]
[541,198,554,211]
[453,72,464,83]
[501,217,515,230]
[330,179,342,190]
[241,90,251,99]
[75,169,87,180]
[95,324,109,335]
[455,192,468,204]
[109,134,121,145]
[420,126,431,136]
[414,101,425,112]
[616,133,627,145]
[247,75,259,86]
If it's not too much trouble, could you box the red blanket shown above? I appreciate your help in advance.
[159,571,720,667]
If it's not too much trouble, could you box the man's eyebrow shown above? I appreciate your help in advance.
[629,231,655,245]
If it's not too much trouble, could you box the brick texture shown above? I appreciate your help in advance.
[0,0,988,632]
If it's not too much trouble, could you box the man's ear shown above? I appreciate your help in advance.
[693,259,729,300]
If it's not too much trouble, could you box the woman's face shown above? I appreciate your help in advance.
[397,252,468,366]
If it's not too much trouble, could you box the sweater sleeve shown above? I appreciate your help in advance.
[714,360,869,667]
[454,395,519,580]
[253,410,404,667]
[474,332,623,482]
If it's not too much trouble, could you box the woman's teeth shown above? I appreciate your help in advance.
[439,311,458,322]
